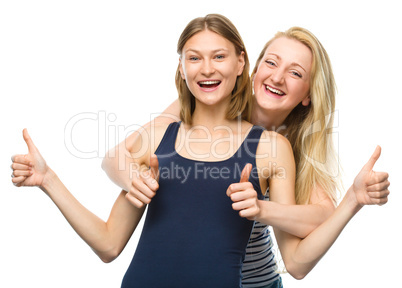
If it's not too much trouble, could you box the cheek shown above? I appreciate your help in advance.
[290,81,310,101]
[253,67,270,85]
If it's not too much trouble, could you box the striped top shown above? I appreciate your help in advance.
[242,190,280,287]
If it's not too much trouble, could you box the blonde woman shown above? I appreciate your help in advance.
[102,25,390,287]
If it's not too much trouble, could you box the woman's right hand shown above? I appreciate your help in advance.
[125,155,160,208]
[11,129,49,188]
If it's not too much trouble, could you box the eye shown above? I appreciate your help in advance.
[189,56,200,61]
[215,55,225,60]
[291,71,302,78]
[265,60,276,67]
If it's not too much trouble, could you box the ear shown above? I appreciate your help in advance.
[301,95,311,106]
[237,51,245,76]
[179,57,186,80]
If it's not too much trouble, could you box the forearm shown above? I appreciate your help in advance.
[257,200,334,238]
[279,187,361,279]
[102,144,136,192]
[41,169,124,262]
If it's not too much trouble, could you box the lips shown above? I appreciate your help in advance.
[198,80,221,89]
[264,84,286,98]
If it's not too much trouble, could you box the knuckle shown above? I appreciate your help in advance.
[131,177,140,186]
[228,185,234,194]
[129,187,137,196]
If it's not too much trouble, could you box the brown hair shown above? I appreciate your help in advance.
[175,14,252,124]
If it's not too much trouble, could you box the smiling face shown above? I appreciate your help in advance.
[253,37,312,118]
[179,29,245,109]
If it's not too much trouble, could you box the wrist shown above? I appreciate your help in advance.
[342,186,363,215]
[254,200,271,224]
[41,168,58,194]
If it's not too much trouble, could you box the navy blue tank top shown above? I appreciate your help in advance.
[122,122,265,288]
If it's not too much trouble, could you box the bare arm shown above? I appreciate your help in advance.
[257,185,335,238]
[41,171,144,263]
[268,145,389,279]
[101,99,180,192]
[229,138,389,279]
[227,131,335,239]
[11,126,166,262]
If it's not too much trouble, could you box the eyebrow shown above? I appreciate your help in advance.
[184,48,230,54]
[267,53,307,73]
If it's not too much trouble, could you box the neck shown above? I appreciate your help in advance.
[190,98,232,129]
[251,99,289,132]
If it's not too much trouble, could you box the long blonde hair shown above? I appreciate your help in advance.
[252,27,341,204]
[175,14,252,124]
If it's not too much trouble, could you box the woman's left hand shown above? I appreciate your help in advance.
[351,146,390,208]
[226,163,261,220]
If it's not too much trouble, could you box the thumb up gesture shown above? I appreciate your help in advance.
[226,163,261,220]
[11,129,49,188]
[125,154,160,208]
[351,146,390,207]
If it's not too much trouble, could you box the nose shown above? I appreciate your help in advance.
[271,67,285,84]
[201,59,215,76]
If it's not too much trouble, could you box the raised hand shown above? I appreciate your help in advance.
[351,146,390,207]
[226,163,260,220]
[11,129,49,187]
[125,154,160,208]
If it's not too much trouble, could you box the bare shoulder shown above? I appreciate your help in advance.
[127,121,173,166]
[153,99,181,125]
[256,130,295,182]
[257,130,293,158]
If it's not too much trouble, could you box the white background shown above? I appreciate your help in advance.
[1,0,401,287]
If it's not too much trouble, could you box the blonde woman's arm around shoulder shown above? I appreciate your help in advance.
[101,99,180,194]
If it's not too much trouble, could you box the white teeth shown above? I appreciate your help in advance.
[199,80,220,85]
[266,86,284,95]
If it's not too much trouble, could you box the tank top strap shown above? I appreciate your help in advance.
[236,125,265,161]
[154,121,181,157]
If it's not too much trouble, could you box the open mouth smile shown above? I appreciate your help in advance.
[265,85,285,96]
[198,80,221,89]
[264,85,286,98]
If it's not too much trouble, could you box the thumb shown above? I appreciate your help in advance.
[150,154,159,181]
[240,163,252,183]
[23,128,38,153]
[362,146,381,172]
